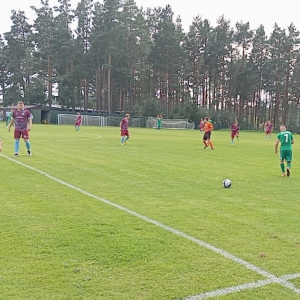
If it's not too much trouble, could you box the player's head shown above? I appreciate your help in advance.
[17,101,24,110]
[280,125,286,131]
[125,113,130,118]
[204,117,209,122]
[235,120,238,124]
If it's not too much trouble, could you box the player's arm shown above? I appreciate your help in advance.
[275,139,280,154]
[28,117,32,131]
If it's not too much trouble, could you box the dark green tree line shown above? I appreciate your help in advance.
[1,0,300,129]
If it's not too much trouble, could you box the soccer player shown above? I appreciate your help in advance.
[198,118,204,134]
[8,101,32,157]
[275,125,294,177]
[264,120,273,140]
[203,117,214,150]
[120,113,130,145]
[5,109,13,128]
[157,114,162,131]
[74,112,82,131]
[230,121,240,145]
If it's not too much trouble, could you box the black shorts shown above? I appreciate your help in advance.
[203,132,211,141]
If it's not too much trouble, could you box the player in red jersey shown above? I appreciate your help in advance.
[74,112,82,131]
[230,121,239,146]
[264,120,273,140]
[8,101,32,157]
[120,113,130,145]
[198,118,204,134]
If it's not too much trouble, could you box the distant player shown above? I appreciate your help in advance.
[230,121,239,145]
[5,109,13,127]
[275,125,294,177]
[264,120,273,140]
[157,114,162,131]
[198,118,204,134]
[203,117,214,150]
[120,113,130,145]
[8,101,32,157]
[74,112,82,131]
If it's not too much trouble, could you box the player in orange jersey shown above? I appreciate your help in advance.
[203,117,214,150]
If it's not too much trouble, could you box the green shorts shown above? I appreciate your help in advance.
[280,150,292,162]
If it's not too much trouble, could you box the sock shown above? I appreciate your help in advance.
[208,140,214,149]
[14,139,20,153]
[280,163,285,173]
[287,162,291,169]
[203,141,207,147]
[125,136,129,141]
[231,140,234,145]
[121,137,124,143]
[25,140,31,150]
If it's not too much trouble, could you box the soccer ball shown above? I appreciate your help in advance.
[222,179,232,188]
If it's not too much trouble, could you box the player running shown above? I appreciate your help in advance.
[74,112,82,131]
[264,120,273,140]
[120,113,130,145]
[8,101,32,157]
[275,125,294,177]
[203,117,214,150]
[5,109,13,128]
[230,121,240,146]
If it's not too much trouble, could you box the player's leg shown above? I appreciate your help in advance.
[279,150,286,176]
[231,133,234,145]
[24,138,32,156]
[124,131,130,143]
[13,130,22,157]
[203,135,208,148]
[14,139,20,156]
[286,151,292,177]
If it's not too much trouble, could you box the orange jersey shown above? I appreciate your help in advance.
[204,121,213,132]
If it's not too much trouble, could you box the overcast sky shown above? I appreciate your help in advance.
[0,0,299,37]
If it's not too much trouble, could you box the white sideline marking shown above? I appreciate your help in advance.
[1,154,300,298]
[184,272,300,299]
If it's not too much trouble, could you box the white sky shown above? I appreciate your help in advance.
[0,0,299,37]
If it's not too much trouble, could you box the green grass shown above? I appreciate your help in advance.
[0,123,300,299]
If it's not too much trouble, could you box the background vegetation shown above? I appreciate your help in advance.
[1,0,300,130]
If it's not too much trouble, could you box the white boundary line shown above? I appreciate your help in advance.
[1,153,300,299]
[184,273,300,299]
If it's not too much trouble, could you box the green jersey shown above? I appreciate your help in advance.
[277,131,293,150]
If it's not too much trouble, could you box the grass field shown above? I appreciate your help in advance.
[0,123,300,300]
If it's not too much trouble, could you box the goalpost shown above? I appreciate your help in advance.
[57,114,107,126]
[146,117,195,129]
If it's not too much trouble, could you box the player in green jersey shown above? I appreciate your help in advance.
[5,109,13,127]
[157,114,162,131]
[275,125,294,177]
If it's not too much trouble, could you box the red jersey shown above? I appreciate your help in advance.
[13,109,31,130]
